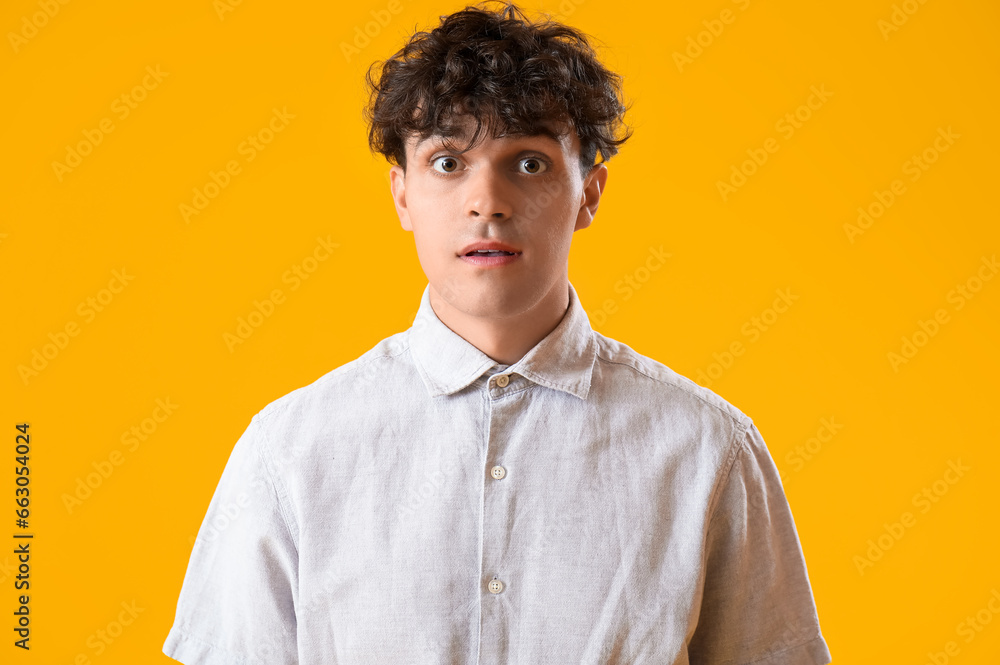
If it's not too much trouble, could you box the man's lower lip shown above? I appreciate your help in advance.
[459,253,521,267]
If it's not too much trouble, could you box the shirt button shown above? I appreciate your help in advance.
[488,579,504,594]
[490,465,506,480]
[495,374,509,387]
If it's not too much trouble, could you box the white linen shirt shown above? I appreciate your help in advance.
[163,280,832,665]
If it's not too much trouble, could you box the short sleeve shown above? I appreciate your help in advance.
[687,423,832,665]
[163,414,299,665]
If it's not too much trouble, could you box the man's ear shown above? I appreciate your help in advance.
[389,165,412,231]
[574,163,608,232]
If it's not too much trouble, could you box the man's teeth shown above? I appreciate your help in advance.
[469,250,515,255]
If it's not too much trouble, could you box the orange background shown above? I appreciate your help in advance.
[2,0,998,662]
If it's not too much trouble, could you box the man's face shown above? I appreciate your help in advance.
[389,115,607,321]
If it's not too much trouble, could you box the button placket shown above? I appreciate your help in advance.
[481,372,516,664]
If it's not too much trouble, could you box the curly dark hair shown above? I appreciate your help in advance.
[363,1,632,179]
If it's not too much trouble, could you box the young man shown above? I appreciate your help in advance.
[164,2,832,663]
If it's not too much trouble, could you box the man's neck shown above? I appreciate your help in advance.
[428,278,571,366]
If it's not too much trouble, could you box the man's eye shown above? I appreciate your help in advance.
[429,155,549,175]
[431,156,461,174]
[520,157,548,175]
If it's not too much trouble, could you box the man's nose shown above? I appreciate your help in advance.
[465,167,513,219]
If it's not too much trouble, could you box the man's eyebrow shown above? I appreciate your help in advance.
[413,128,564,154]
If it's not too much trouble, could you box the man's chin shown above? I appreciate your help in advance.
[435,281,531,318]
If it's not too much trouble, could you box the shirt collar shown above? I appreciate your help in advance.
[407,281,597,400]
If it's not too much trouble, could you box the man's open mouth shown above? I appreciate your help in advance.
[465,250,518,256]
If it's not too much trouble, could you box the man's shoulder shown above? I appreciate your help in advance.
[592,330,752,433]
[254,329,412,427]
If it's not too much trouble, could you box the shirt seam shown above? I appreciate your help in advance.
[592,342,753,534]
[475,383,489,664]
[703,419,753,536]
[250,412,301,559]
[593,346,749,428]
[737,633,828,665]
[319,339,410,387]
[684,419,749,648]
[255,339,411,422]
[166,629,257,665]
